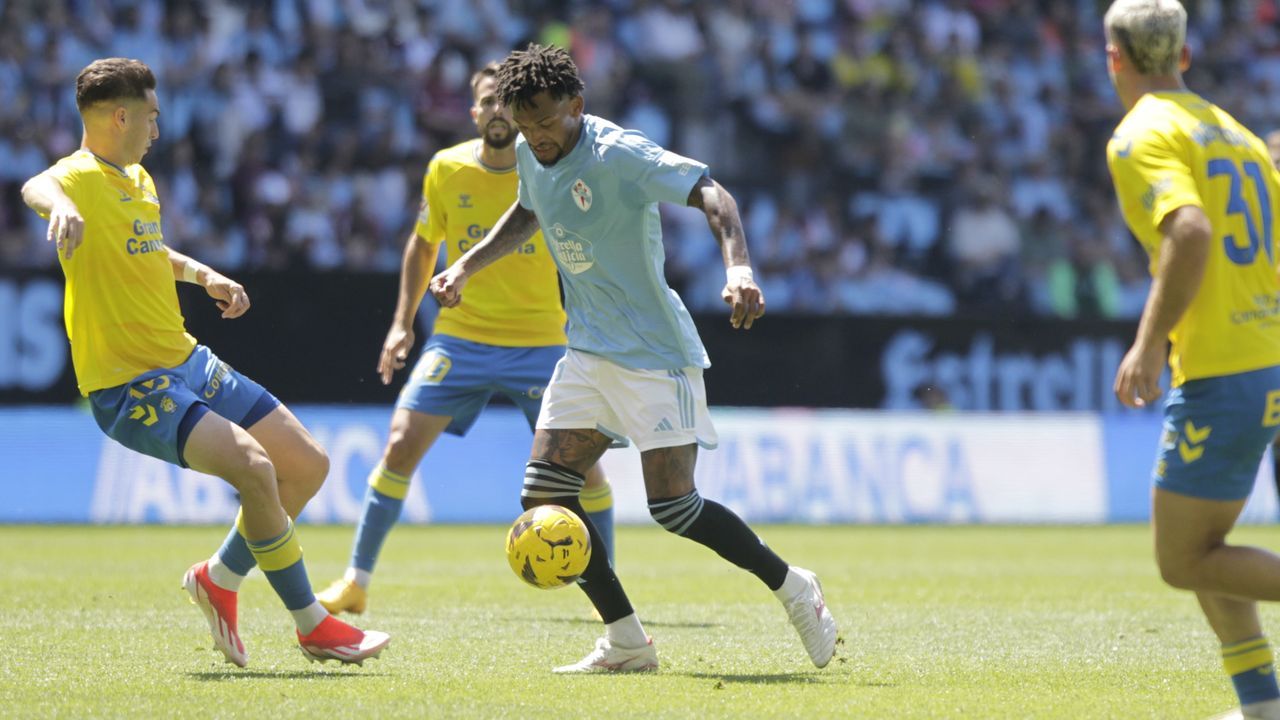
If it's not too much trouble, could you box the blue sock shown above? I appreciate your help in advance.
[580,483,616,568]
[351,485,406,573]
[216,525,257,575]
[586,507,615,568]
[1224,636,1280,706]
[244,519,315,611]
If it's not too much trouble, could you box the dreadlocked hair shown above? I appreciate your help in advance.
[496,43,584,110]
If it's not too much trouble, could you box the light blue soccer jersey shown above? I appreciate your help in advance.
[515,114,710,370]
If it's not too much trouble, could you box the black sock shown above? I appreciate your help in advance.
[649,490,789,590]
[524,460,634,622]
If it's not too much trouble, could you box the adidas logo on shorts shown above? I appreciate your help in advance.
[653,418,674,432]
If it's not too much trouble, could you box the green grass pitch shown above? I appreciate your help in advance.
[1,524,1269,718]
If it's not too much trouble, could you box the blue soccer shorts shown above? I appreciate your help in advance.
[1154,364,1280,501]
[89,344,280,468]
[396,334,565,436]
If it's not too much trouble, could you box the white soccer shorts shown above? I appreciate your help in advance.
[536,349,718,452]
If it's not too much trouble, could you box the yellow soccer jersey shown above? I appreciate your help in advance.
[40,150,196,395]
[1108,91,1280,386]
[416,139,566,346]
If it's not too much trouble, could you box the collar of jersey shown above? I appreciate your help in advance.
[86,150,130,178]
[1149,89,1197,99]
[471,142,515,174]
[555,115,592,167]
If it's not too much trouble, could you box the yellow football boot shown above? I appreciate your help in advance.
[316,578,368,615]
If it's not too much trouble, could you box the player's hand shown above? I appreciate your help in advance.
[203,272,251,319]
[1113,341,1166,409]
[429,267,468,308]
[378,323,415,385]
[47,200,85,260]
[721,273,766,330]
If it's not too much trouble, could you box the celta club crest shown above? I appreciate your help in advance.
[571,178,592,212]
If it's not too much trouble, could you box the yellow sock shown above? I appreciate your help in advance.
[369,463,411,500]
[237,513,314,611]
[237,513,304,571]
[580,484,613,514]
[1223,636,1280,706]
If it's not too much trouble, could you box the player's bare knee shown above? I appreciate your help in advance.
[383,432,419,473]
[294,440,330,498]
[1156,554,1201,590]
[305,438,330,482]
[1158,563,1197,590]
[640,445,697,497]
[235,447,278,501]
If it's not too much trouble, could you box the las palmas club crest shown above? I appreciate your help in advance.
[571,178,592,212]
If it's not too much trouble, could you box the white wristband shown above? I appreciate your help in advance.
[726,265,754,284]
[181,260,200,284]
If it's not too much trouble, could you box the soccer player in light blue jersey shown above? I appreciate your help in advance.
[430,44,837,673]
[314,63,617,618]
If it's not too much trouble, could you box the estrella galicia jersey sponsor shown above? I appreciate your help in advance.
[515,115,710,370]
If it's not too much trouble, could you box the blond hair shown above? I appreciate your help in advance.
[1104,0,1187,75]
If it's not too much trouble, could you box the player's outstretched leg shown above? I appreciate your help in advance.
[523,445,658,673]
[180,404,330,667]
[199,403,331,606]
[183,411,390,666]
[642,444,837,668]
[319,410,448,614]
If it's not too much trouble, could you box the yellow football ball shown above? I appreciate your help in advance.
[505,505,592,590]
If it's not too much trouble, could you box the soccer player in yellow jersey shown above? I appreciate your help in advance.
[1268,128,1280,503]
[21,58,388,668]
[1104,3,1280,717]
[316,63,615,614]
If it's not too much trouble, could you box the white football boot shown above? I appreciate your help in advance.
[782,567,838,668]
[1209,700,1280,720]
[552,636,659,674]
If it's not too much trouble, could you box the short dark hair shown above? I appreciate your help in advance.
[470,61,500,100]
[495,44,584,110]
[75,58,156,112]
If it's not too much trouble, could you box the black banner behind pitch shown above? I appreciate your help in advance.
[0,271,1139,411]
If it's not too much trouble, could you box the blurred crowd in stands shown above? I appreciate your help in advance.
[3,0,1279,319]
